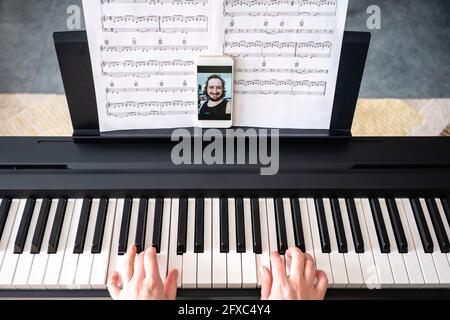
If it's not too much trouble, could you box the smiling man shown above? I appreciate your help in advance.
[199,74,231,118]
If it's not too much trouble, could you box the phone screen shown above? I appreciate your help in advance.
[197,66,232,121]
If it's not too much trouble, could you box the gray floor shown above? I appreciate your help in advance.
[0,0,449,98]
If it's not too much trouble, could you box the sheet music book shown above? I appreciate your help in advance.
[82,0,348,132]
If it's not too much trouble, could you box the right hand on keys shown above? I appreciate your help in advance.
[260,247,328,300]
[107,245,178,300]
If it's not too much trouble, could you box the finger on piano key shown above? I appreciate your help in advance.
[314,198,331,254]
[30,198,52,254]
[117,198,140,276]
[73,198,92,254]
[345,198,364,253]
[369,198,390,253]
[235,198,246,253]
[0,199,20,272]
[338,198,364,288]
[256,198,270,288]
[13,199,42,289]
[212,198,227,288]
[152,198,164,253]
[28,199,58,289]
[274,198,288,255]
[0,199,24,289]
[283,198,296,249]
[14,198,36,254]
[242,198,257,288]
[118,198,132,255]
[330,198,348,253]
[44,199,75,289]
[401,199,439,288]
[395,199,425,288]
[168,199,182,288]
[194,198,205,254]
[0,198,12,240]
[219,198,229,253]
[353,199,380,288]
[74,199,102,289]
[425,199,450,253]
[197,198,212,288]
[90,199,116,289]
[386,198,408,253]
[182,198,197,288]
[91,198,109,254]
[410,198,433,253]
[360,199,394,288]
[59,199,84,288]
[135,198,148,254]
[156,199,171,281]
[323,198,348,288]
[419,198,450,286]
[299,199,315,257]
[307,198,333,287]
[290,198,305,252]
[379,199,410,287]
[250,198,262,254]
[227,198,242,288]
[177,198,188,255]
[106,199,125,285]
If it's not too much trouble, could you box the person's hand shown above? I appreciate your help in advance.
[107,245,178,300]
[260,247,328,300]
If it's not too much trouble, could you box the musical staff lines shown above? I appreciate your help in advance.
[107,100,195,109]
[101,0,208,5]
[102,59,195,68]
[106,86,196,94]
[223,0,337,17]
[102,70,195,77]
[100,44,208,52]
[234,79,327,96]
[225,28,334,35]
[237,67,328,74]
[106,100,196,118]
[108,110,196,118]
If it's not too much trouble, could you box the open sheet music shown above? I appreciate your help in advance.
[82,0,348,132]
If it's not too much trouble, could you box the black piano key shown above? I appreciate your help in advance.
[425,198,450,253]
[345,198,364,253]
[30,198,52,254]
[152,198,164,253]
[177,198,188,255]
[73,198,92,254]
[330,198,348,253]
[118,198,132,255]
[47,198,67,254]
[410,198,433,253]
[0,198,12,240]
[314,198,330,253]
[134,198,148,254]
[14,198,36,254]
[235,198,246,253]
[441,197,450,226]
[369,198,390,253]
[91,198,109,254]
[250,198,262,254]
[194,198,205,253]
[274,198,288,254]
[386,198,408,253]
[290,198,305,252]
[219,198,229,253]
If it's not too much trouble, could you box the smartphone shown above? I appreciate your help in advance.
[196,56,234,128]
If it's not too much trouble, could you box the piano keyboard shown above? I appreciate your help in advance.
[0,196,450,290]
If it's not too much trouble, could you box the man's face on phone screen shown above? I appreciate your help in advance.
[206,78,224,102]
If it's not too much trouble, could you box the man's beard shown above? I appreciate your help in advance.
[207,94,223,102]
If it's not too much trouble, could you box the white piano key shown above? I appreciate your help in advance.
[197,198,212,288]
[265,198,278,256]
[182,198,196,288]
[419,198,450,285]
[241,198,257,288]
[436,199,450,269]
[28,199,59,289]
[59,199,84,289]
[227,198,242,288]
[157,198,172,282]
[0,199,20,271]
[282,198,296,248]
[212,198,227,288]
[106,199,124,284]
[144,198,155,253]
[395,199,425,287]
[168,199,183,288]
[299,199,315,258]
[90,199,117,289]
[256,198,270,288]
[401,199,440,287]
[0,200,28,288]
[360,198,394,288]
[306,198,333,287]
[74,199,100,289]
[323,198,348,288]
[339,198,364,288]
[353,199,380,288]
[378,198,410,287]
[14,199,43,289]
[44,199,76,289]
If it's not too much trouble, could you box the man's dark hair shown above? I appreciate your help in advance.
[204,74,226,100]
